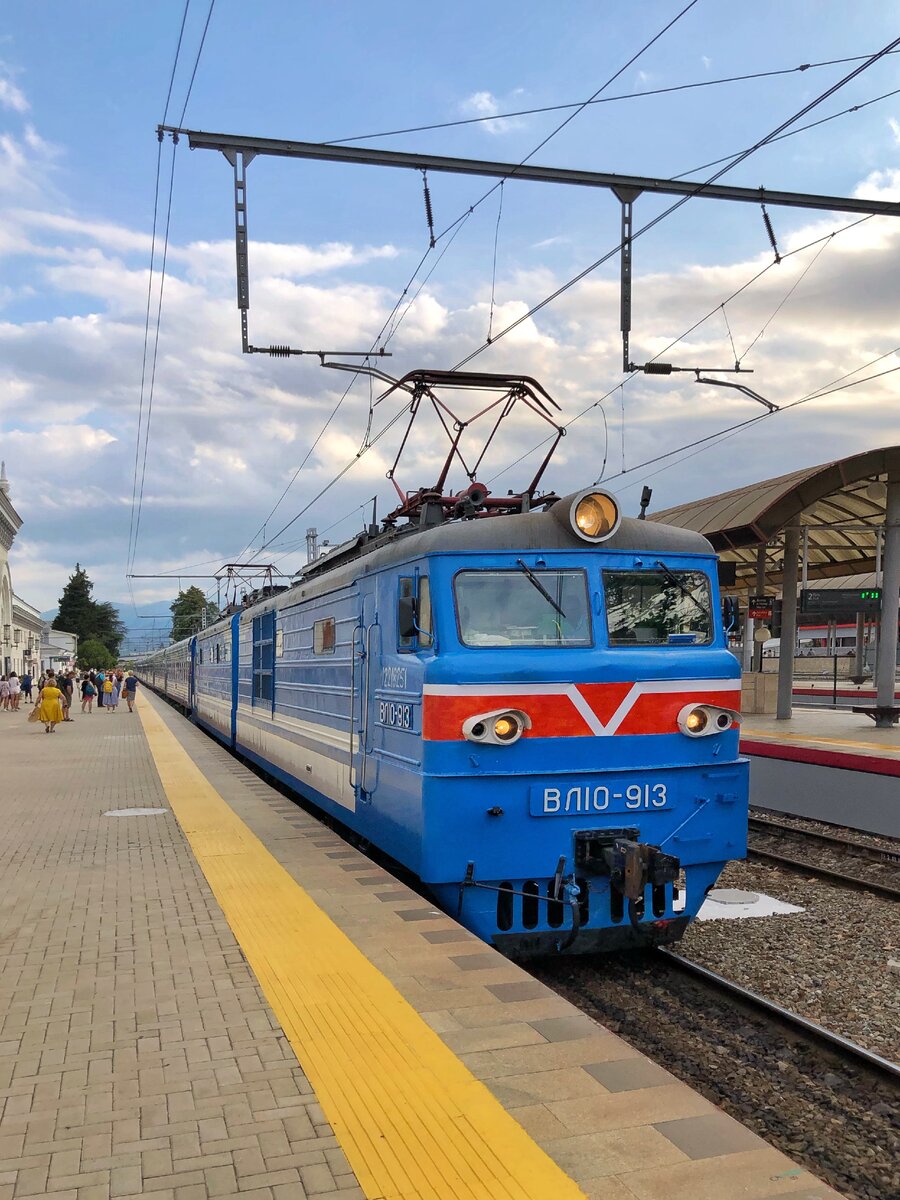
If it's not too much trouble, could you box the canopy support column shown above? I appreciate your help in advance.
[874,468,900,724]
[753,544,767,672]
[776,527,800,720]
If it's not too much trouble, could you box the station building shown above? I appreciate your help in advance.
[0,462,67,677]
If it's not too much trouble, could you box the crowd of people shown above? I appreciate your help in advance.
[0,667,139,733]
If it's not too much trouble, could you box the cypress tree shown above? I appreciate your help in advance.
[54,564,95,640]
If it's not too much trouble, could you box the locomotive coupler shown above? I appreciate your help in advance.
[573,828,680,901]
[603,839,680,901]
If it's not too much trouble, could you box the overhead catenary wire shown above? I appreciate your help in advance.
[129,137,178,574]
[736,233,833,363]
[323,47,900,145]
[128,1,216,576]
[450,35,900,370]
[176,0,216,126]
[262,38,893,558]
[484,212,882,487]
[671,84,900,180]
[427,0,702,246]
[126,136,165,576]
[230,4,699,562]
[487,181,505,344]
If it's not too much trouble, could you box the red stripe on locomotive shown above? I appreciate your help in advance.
[423,692,593,740]
[422,683,741,741]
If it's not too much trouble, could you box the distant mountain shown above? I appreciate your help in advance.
[42,601,174,653]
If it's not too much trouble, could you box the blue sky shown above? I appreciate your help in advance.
[2,1,899,614]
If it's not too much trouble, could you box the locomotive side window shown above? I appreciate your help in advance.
[417,577,433,649]
[454,570,591,647]
[398,578,415,650]
[603,570,713,646]
[397,576,434,651]
[314,617,336,654]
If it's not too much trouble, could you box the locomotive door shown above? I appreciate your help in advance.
[351,589,379,800]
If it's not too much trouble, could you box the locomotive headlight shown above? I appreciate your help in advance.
[463,709,531,745]
[678,703,740,737]
[684,707,708,734]
[493,715,518,742]
[570,489,621,542]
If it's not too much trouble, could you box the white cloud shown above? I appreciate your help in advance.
[459,89,527,135]
[889,117,900,146]
[4,144,900,615]
[0,74,28,113]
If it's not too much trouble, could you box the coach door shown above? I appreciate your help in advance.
[350,589,379,802]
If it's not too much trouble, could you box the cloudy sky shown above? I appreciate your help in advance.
[2,1,899,621]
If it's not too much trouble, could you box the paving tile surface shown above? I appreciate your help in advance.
[0,701,359,1200]
[0,690,844,1200]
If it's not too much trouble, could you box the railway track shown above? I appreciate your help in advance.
[659,949,900,1085]
[747,815,900,900]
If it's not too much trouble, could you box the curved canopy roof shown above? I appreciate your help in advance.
[649,446,900,588]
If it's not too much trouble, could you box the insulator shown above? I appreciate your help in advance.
[268,345,291,357]
[761,205,781,263]
[643,362,673,375]
[422,172,436,248]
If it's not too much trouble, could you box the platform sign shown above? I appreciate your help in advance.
[799,588,881,615]
[748,595,774,620]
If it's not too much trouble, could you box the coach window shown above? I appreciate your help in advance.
[276,628,284,657]
[252,611,275,703]
[214,643,220,664]
[314,617,336,654]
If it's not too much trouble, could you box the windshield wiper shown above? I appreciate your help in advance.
[516,559,567,619]
[655,560,711,622]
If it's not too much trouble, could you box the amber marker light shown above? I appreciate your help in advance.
[569,489,621,542]
[684,707,708,734]
[493,715,518,741]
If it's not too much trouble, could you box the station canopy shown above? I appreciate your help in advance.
[649,446,900,590]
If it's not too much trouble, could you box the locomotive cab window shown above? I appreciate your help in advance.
[603,569,713,646]
[454,569,591,647]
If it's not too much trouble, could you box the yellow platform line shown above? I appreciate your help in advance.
[138,697,586,1200]
[742,728,900,756]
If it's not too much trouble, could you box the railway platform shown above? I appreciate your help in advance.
[741,708,900,836]
[0,690,842,1200]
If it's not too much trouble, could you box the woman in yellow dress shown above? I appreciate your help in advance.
[35,674,65,732]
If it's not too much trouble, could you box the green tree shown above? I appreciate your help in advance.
[94,601,127,656]
[54,565,126,656]
[54,564,95,639]
[77,638,117,670]
[170,587,219,642]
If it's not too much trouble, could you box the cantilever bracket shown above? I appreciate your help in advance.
[694,374,778,411]
[613,187,643,374]
[217,147,390,361]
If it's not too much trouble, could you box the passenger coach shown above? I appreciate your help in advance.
[136,486,748,955]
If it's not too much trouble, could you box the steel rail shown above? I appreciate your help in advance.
[658,949,900,1083]
[749,814,900,865]
[746,843,900,900]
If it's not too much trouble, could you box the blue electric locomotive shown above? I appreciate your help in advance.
[136,483,747,956]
